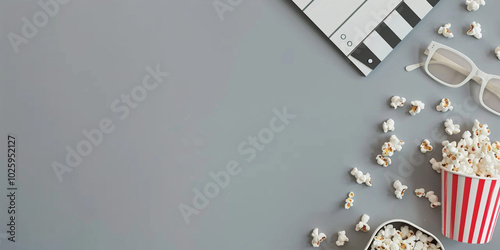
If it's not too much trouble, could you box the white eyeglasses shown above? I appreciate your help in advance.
[406,41,500,116]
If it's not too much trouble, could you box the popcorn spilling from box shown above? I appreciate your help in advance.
[436,98,453,112]
[311,228,327,247]
[370,224,442,250]
[495,46,500,61]
[467,21,482,39]
[351,167,372,186]
[466,0,485,11]
[415,188,426,198]
[432,119,500,178]
[393,180,408,199]
[390,96,406,109]
[376,154,392,167]
[355,214,371,232]
[409,100,425,116]
[382,118,395,133]
[336,230,349,246]
[437,23,454,38]
[444,119,460,135]
[344,192,355,209]
[420,139,433,153]
[426,191,441,208]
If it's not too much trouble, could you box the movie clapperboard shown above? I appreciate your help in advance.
[292,0,440,76]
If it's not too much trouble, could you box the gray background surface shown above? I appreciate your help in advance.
[1,0,500,249]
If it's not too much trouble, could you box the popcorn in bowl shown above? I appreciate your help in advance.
[364,219,444,250]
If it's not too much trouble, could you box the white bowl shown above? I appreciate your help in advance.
[364,219,445,250]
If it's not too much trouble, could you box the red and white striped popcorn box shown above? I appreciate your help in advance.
[441,167,500,244]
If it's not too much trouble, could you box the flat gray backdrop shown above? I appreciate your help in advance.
[1,0,500,249]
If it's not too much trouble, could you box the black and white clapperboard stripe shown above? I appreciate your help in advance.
[292,0,440,76]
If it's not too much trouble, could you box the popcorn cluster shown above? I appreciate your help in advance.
[390,96,406,109]
[409,100,425,116]
[355,214,371,232]
[377,135,405,166]
[432,120,500,178]
[370,224,442,250]
[393,180,408,199]
[336,230,349,246]
[466,0,485,11]
[311,228,327,247]
[467,21,482,39]
[420,139,433,153]
[344,192,355,209]
[436,98,453,112]
[437,23,454,38]
[444,119,460,135]
[351,167,372,186]
[383,118,395,133]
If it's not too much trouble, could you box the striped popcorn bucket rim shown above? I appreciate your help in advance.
[364,219,445,250]
[441,167,500,244]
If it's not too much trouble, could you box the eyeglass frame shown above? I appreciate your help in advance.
[406,41,500,116]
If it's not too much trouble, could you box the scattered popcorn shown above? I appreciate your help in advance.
[350,167,372,186]
[495,46,500,61]
[355,214,371,232]
[336,230,349,246]
[437,23,454,38]
[409,100,425,116]
[436,98,453,112]
[345,192,355,209]
[467,21,482,39]
[466,0,485,11]
[376,154,392,167]
[420,139,434,153]
[390,135,405,152]
[393,180,408,199]
[381,142,394,157]
[444,119,460,135]
[382,118,395,133]
[311,228,327,247]
[415,188,426,198]
[390,96,406,109]
[436,119,500,178]
[429,158,442,173]
[369,224,442,250]
[426,191,441,208]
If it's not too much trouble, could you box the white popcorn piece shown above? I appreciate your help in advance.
[345,192,355,209]
[466,0,485,11]
[444,119,461,135]
[437,23,454,38]
[467,21,483,39]
[420,139,434,153]
[409,100,425,116]
[496,46,500,61]
[383,118,395,133]
[415,188,426,198]
[436,98,453,112]
[311,228,327,247]
[393,180,408,199]
[390,96,406,109]
[390,135,405,152]
[376,154,392,167]
[381,142,395,157]
[350,167,372,186]
[355,214,371,232]
[426,191,442,208]
[429,158,442,173]
[336,230,349,246]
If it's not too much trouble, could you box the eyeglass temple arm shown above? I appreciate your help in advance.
[405,50,500,99]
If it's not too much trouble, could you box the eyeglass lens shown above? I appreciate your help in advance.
[428,48,473,85]
[483,78,500,113]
